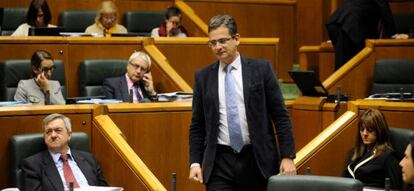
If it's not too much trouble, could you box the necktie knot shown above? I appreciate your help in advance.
[60,154,68,162]
[225,64,233,73]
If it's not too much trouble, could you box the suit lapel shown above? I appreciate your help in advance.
[72,151,95,185]
[120,76,130,102]
[241,56,251,105]
[42,151,64,190]
[209,62,220,124]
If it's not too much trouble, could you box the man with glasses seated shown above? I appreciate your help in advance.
[14,50,65,105]
[21,113,108,191]
[85,0,127,37]
[102,51,157,103]
[151,6,189,37]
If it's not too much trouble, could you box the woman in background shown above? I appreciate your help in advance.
[12,0,56,36]
[343,108,402,189]
[151,6,188,37]
[85,0,127,37]
[14,50,65,105]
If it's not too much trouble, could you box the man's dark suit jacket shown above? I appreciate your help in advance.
[326,0,396,43]
[189,56,295,183]
[102,75,149,102]
[21,149,108,191]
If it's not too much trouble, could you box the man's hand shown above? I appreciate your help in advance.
[189,166,203,183]
[279,158,296,176]
[142,72,156,96]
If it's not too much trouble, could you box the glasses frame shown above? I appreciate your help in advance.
[40,65,56,72]
[128,62,148,73]
[208,36,235,48]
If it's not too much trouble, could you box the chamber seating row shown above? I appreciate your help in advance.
[1,8,164,36]
[0,59,141,101]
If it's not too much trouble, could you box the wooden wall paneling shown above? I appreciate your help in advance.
[91,124,150,191]
[155,40,215,87]
[296,0,325,46]
[0,105,93,187]
[296,119,357,175]
[292,110,322,151]
[182,1,296,81]
[107,103,204,191]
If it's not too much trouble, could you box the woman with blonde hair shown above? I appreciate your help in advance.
[85,0,127,36]
[343,108,402,189]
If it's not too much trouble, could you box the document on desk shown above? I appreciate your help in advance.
[157,91,193,102]
[74,186,123,191]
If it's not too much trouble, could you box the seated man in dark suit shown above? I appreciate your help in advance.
[21,113,108,191]
[102,51,157,102]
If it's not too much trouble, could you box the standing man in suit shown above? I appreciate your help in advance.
[102,51,157,102]
[188,15,296,191]
[21,113,108,191]
[326,0,398,70]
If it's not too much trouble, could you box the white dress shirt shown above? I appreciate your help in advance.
[217,54,250,146]
[49,148,90,189]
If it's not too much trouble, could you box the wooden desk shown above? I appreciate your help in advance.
[105,102,204,191]
[290,96,347,150]
[0,36,189,97]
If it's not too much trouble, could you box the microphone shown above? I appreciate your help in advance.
[385,177,390,191]
[336,85,342,104]
[171,172,176,191]
[129,88,134,103]
[69,182,74,191]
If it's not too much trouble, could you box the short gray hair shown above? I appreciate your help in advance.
[129,51,152,70]
[208,15,238,36]
[43,113,72,132]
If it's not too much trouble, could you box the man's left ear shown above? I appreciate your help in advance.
[234,34,240,45]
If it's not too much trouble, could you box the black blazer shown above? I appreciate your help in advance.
[102,75,150,102]
[326,0,396,43]
[21,149,108,191]
[189,56,295,183]
[343,148,402,189]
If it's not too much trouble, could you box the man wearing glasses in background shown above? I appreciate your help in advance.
[188,15,296,191]
[102,51,157,103]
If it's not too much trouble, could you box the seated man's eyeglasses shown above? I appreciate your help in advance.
[129,62,148,73]
[208,36,234,47]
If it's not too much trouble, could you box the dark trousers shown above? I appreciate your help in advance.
[326,23,365,70]
[206,145,267,191]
